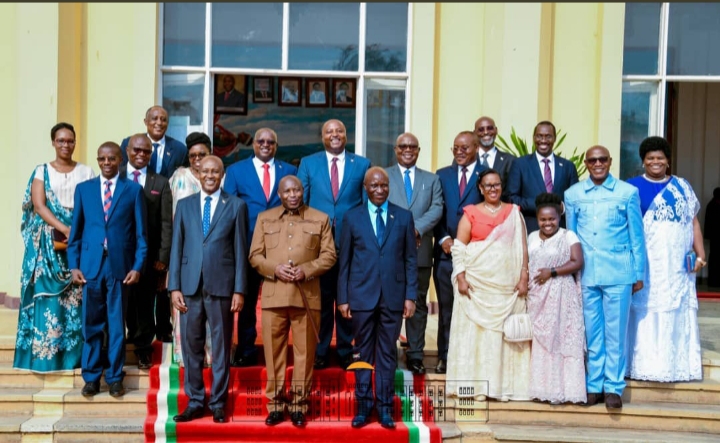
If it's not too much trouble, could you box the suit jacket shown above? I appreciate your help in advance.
[507,153,579,233]
[67,177,148,281]
[120,167,173,267]
[120,135,188,179]
[489,149,516,202]
[337,202,418,312]
[216,89,246,109]
[249,205,337,310]
[385,164,443,268]
[167,191,248,297]
[433,162,488,260]
[297,150,371,248]
[223,157,298,242]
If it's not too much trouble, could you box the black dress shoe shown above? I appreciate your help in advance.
[109,381,125,398]
[435,359,447,374]
[379,414,396,429]
[174,407,205,422]
[290,411,306,427]
[605,393,623,409]
[157,333,173,343]
[265,411,285,426]
[351,414,369,429]
[314,356,328,370]
[81,381,100,398]
[231,354,258,368]
[582,393,604,406]
[212,408,226,423]
[137,354,152,370]
[407,359,426,375]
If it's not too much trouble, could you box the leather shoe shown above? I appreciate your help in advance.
[212,408,226,423]
[108,381,125,398]
[137,354,152,370]
[231,353,258,367]
[605,393,623,409]
[314,356,328,370]
[265,411,285,426]
[340,354,354,371]
[407,359,426,375]
[582,393,604,406]
[157,333,173,343]
[81,381,100,398]
[379,414,396,429]
[290,411,306,427]
[174,406,204,422]
[351,414,369,429]
[435,359,447,374]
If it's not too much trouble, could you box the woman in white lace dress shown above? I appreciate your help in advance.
[526,193,586,404]
[626,136,705,382]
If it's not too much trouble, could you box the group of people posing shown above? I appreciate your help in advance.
[14,108,707,429]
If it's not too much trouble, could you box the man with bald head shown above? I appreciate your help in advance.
[385,132,443,375]
[474,116,515,202]
[120,105,188,179]
[68,142,148,398]
[564,146,646,410]
[297,119,371,370]
[249,175,336,427]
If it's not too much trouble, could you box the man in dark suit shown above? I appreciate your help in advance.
[338,167,417,430]
[297,119,371,370]
[433,131,487,374]
[474,116,515,202]
[224,127,298,367]
[507,120,579,233]
[169,155,248,424]
[385,132,443,375]
[120,105,189,179]
[216,75,247,110]
[68,142,148,398]
[122,134,173,369]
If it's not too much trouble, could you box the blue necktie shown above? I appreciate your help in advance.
[375,207,385,245]
[150,143,160,174]
[203,196,212,237]
[404,169,413,206]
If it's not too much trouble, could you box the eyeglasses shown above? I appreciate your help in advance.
[97,156,118,162]
[476,125,495,132]
[451,145,474,153]
[132,148,153,155]
[396,144,419,151]
[189,152,208,160]
[585,156,610,165]
[256,139,277,146]
[54,139,76,146]
[481,183,502,190]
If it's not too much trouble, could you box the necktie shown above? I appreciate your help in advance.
[150,143,159,175]
[224,91,230,101]
[375,207,385,245]
[542,158,553,192]
[103,180,112,248]
[404,169,413,206]
[481,153,489,167]
[203,196,212,237]
[331,157,339,200]
[262,163,271,201]
[132,170,140,183]
[459,166,468,197]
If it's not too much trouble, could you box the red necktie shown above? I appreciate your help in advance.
[224,91,230,101]
[459,166,468,197]
[262,164,271,201]
[331,158,339,200]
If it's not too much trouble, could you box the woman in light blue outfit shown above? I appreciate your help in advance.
[14,123,95,372]
[626,136,706,382]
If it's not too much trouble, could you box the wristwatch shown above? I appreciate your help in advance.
[550,267,558,278]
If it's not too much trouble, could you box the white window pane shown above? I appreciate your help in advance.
[211,3,283,69]
[667,3,720,75]
[622,3,661,75]
[365,78,406,167]
[162,73,205,143]
[365,3,408,72]
[620,81,659,179]
[163,3,206,67]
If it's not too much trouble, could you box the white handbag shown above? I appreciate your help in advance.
[503,313,533,342]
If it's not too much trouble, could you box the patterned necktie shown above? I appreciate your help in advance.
[262,163,271,201]
[203,196,212,237]
[481,153,489,167]
[331,157,340,200]
[150,143,160,175]
[375,207,385,245]
[132,170,140,183]
[542,158,553,192]
[459,166,468,197]
[103,180,112,248]
[404,169,413,206]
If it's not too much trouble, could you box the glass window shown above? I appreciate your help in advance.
[211,3,283,69]
[162,73,206,143]
[163,3,206,67]
[365,78,406,167]
[667,3,720,75]
[288,3,360,71]
[365,3,408,72]
[622,3,661,75]
[620,81,659,180]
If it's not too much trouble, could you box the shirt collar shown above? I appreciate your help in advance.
[147,134,166,147]
[325,150,346,163]
[480,146,497,157]
[126,164,147,176]
[398,164,416,175]
[367,199,389,214]
[280,204,306,219]
[101,173,119,185]
[459,160,477,173]
[252,156,275,169]
[536,151,555,164]
[200,188,222,201]
[583,173,617,191]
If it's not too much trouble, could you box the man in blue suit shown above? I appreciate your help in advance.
[338,167,417,430]
[297,119,371,370]
[565,145,646,410]
[224,127,298,367]
[507,120,579,233]
[433,131,486,374]
[68,142,148,398]
[120,105,189,179]
[169,155,248,424]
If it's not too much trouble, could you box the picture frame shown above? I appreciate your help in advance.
[214,74,248,115]
[278,76,303,107]
[305,78,330,108]
[253,76,274,104]
[332,78,356,108]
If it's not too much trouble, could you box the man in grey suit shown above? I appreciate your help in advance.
[168,155,248,424]
[474,116,515,202]
[385,133,443,375]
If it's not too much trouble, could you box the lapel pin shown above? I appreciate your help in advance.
[222,199,227,204]
[390,214,394,219]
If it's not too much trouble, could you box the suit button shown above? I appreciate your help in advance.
[289,223,293,226]
[289,235,292,238]
[289,247,292,250]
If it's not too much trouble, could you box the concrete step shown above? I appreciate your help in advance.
[53,416,144,442]
[0,305,19,338]
[0,388,37,415]
[61,388,147,417]
[624,377,720,404]
[0,362,151,391]
[0,335,16,363]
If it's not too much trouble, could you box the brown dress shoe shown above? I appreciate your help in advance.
[605,393,623,409]
[582,393,604,406]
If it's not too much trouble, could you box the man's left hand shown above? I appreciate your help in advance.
[123,270,141,285]
[153,261,168,272]
[292,267,306,282]
[231,293,244,312]
[403,300,416,319]
[632,281,644,294]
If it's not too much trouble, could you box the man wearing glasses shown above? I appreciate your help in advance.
[564,145,646,410]
[224,128,298,367]
[385,133,443,376]
[474,116,515,202]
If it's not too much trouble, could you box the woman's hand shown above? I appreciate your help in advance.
[515,276,529,297]
[60,225,71,240]
[533,268,552,285]
[456,273,471,298]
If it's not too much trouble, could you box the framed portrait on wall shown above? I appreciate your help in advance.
[305,78,330,108]
[332,78,356,108]
[253,76,274,104]
[214,74,248,115]
[278,77,303,107]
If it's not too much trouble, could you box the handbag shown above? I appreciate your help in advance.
[52,228,68,252]
[685,251,697,273]
[503,312,533,342]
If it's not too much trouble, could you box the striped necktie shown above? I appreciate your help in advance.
[103,180,112,248]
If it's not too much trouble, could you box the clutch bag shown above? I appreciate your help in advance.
[503,313,533,343]
[52,228,68,251]
[685,251,697,273]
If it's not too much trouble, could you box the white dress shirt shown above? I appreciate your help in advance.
[252,156,276,190]
[479,147,498,169]
[126,164,147,188]
[148,134,166,174]
[326,150,346,188]
[100,173,119,202]
[397,164,416,189]
[457,160,477,185]
[536,151,556,183]
[200,188,222,222]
